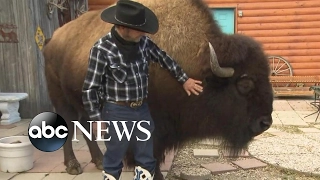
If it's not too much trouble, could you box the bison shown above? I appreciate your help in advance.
[43,0,273,179]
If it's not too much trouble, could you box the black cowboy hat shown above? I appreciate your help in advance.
[101,0,159,34]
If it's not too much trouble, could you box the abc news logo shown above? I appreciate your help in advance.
[28,112,151,152]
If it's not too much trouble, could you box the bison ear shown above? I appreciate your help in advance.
[236,74,255,95]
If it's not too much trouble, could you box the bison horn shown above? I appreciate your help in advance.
[209,42,234,77]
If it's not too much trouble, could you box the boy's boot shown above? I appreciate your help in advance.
[102,170,116,180]
[133,166,154,180]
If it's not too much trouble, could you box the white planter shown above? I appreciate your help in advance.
[0,136,34,173]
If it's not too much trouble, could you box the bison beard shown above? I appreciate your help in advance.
[42,0,273,179]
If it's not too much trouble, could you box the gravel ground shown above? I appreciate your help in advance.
[164,139,320,180]
[249,134,320,175]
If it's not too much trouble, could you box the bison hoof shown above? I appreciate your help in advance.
[92,158,103,170]
[154,172,164,180]
[65,159,83,175]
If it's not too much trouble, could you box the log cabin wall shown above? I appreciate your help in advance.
[88,0,320,77]
[205,0,320,76]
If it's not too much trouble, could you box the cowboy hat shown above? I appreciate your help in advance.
[101,0,159,34]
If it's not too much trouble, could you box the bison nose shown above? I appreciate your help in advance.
[251,116,272,136]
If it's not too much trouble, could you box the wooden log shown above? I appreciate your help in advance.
[281,56,320,63]
[269,76,320,83]
[290,62,320,69]
[238,14,320,24]
[238,7,320,17]
[262,42,320,50]
[265,49,320,56]
[203,0,310,3]
[292,69,320,76]
[272,87,314,96]
[88,0,116,5]
[88,5,110,10]
[269,76,320,88]
[254,35,320,43]
[238,1,320,10]
[240,28,320,37]
[238,21,320,31]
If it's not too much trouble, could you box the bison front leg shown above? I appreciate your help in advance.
[45,69,83,174]
[154,165,164,180]
[49,100,83,174]
[79,115,103,170]
[153,141,166,180]
[64,116,83,175]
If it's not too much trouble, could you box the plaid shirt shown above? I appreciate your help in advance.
[82,33,189,120]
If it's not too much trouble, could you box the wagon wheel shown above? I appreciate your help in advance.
[268,56,293,87]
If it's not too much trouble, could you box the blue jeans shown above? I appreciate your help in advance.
[101,102,156,179]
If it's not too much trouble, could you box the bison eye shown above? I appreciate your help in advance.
[236,76,255,95]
